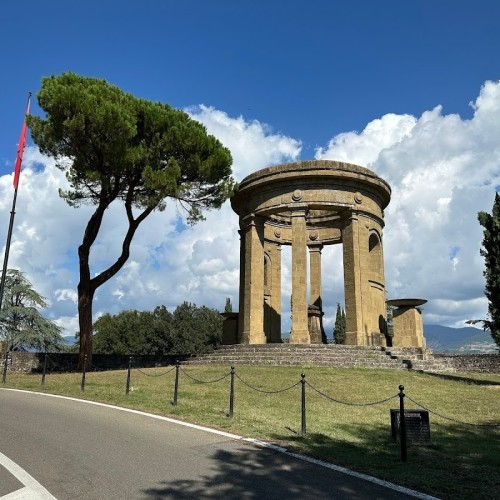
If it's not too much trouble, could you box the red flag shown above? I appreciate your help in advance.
[13,93,31,189]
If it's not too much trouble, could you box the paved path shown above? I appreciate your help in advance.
[0,389,434,499]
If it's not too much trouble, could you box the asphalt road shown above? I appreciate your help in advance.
[0,389,431,499]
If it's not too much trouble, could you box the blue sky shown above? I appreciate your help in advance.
[2,1,499,164]
[1,1,500,337]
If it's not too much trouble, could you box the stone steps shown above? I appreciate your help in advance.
[203,351,387,358]
[185,344,457,372]
[382,347,456,372]
[185,344,407,369]
[187,360,405,368]
[195,359,397,365]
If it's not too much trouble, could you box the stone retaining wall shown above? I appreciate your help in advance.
[0,352,189,373]
[433,354,500,373]
[1,350,498,373]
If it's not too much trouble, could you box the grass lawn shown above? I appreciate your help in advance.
[2,365,499,499]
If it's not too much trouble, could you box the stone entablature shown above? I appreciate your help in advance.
[230,159,392,346]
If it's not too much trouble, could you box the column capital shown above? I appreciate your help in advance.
[307,242,323,252]
[240,213,265,231]
[341,209,359,224]
[265,239,282,250]
[288,203,308,217]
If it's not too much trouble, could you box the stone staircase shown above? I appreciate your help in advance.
[185,344,456,372]
[382,347,456,372]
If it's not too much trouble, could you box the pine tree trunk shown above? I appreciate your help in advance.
[76,204,103,371]
[78,284,94,370]
[75,199,152,371]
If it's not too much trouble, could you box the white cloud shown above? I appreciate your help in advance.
[0,109,302,335]
[53,315,80,337]
[55,288,78,304]
[187,105,302,180]
[1,86,499,338]
[316,80,500,329]
[315,112,417,167]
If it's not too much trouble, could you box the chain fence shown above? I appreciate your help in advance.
[235,373,301,393]
[179,366,231,384]
[132,363,176,377]
[3,356,498,444]
[405,394,499,428]
[305,381,399,406]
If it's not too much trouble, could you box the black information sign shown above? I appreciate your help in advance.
[390,409,431,443]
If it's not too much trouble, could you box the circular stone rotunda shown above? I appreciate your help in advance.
[222,159,426,349]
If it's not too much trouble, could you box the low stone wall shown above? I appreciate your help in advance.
[0,352,190,373]
[433,354,500,373]
[2,351,498,373]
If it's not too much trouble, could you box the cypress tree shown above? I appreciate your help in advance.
[476,193,500,347]
[333,303,346,344]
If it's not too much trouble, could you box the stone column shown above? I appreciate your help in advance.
[265,241,282,342]
[289,206,310,343]
[308,243,323,309]
[342,212,365,344]
[308,242,326,343]
[237,229,245,342]
[241,215,266,344]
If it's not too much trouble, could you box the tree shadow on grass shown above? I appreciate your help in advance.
[269,421,500,500]
[419,371,500,386]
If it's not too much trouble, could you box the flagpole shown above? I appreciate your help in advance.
[0,189,19,310]
[0,92,31,312]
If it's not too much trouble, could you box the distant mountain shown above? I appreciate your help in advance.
[424,324,498,353]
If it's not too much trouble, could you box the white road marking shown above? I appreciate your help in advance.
[1,388,438,499]
[0,451,56,499]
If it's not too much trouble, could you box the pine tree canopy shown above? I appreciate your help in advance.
[27,72,234,368]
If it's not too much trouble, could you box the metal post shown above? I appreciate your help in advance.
[301,373,306,435]
[172,360,180,405]
[399,384,407,462]
[41,353,48,385]
[125,356,132,395]
[81,354,87,392]
[0,93,31,314]
[228,366,235,418]
[0,190,19,313]
[2,350,9,383]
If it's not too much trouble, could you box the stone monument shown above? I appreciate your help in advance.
[386,298,427,348]
[227,159,392,346]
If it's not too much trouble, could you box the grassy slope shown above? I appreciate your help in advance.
[3,366,499,500]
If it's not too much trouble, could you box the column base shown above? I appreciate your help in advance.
[289,329,310,344]
[344,331,366,345]
[242,331,267,344]
[392,335,426,348]
[308,305,326,344]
